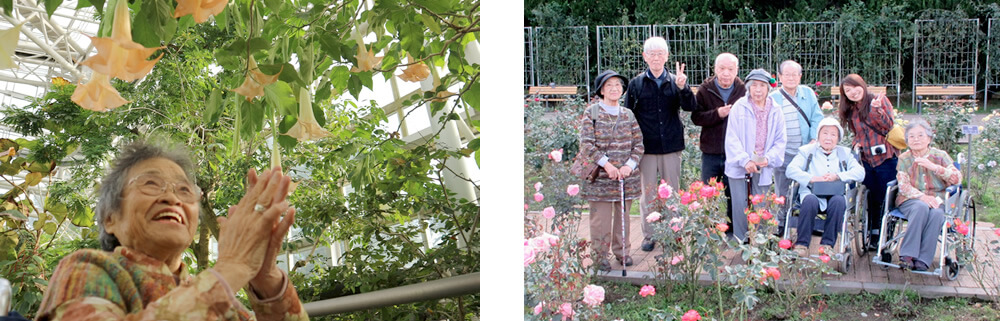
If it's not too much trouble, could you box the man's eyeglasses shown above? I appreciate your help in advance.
[645,51,667,57]
[126,174,202,203]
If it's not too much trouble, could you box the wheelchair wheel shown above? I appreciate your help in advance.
[853,187,869,258]
[944,257,960,281]
[838,252,853,273]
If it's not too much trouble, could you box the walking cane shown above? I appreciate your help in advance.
[620,178,627,277]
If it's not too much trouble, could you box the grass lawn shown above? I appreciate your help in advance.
[598,280,1000,321]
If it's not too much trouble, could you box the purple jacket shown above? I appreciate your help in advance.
[724,95,787,185]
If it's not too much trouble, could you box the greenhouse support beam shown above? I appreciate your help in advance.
[20,0,91,55]
[302,272,479,317]
[2,9,83,81]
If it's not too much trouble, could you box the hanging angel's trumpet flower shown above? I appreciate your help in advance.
[286,87,331,142]
[71,73,129,111]
[0,23,24,70]
[231,56,280,101]
[81,0,165,82]
[398,53,430,82]
[350,43,383,73]
[173,0,228,24]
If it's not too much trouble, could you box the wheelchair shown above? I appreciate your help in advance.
[870,179,976,280]
[782,180,868,273]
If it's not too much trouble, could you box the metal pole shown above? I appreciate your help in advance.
[619,178,626,277]
[302,272,480,317]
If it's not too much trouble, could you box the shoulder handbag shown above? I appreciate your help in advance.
[569,105,605,182]
[860,95,907,150]
[804,148,848,197]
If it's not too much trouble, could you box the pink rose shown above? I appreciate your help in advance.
[779,239,792,249]
[534,182,543,192]
[748,212,760,224]
[760,209,772,220]
[681,309,702,321]
[815,81,822,86]
[820,255,831,263]
[671,255,684,265]
[717,223,729,232]
[715,181,725,191]
[699,186,716,198]
[646,212,662,223]
[548,149,563,162]
[956,223,969,236]
[559,302,573,320]
[766,267,781,280]
[524,203,529,211]
[524,245,537,266]
[688,201,702,211]
[639,284,656,297]
[535,97,540,102]
[529,237,550,252]
[669,217,683,230]
[680,191,695,205]
[534,192,544,202]
[533,302,544,315]
[567,184,580,196]
[751,194,764,205]
[540,232,560,246]
[542,206,556,219]
[775,195,786,205]
[994,228,1000,237]
[582,284,605,307]
[658,181,673,199]
[689,181,704,192]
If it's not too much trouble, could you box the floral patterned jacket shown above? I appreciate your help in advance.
[35,247,309,321]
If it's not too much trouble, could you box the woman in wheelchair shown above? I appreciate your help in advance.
[893,119,962,271]
[785,118,865,257]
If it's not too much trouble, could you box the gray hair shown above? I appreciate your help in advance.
[96,140,198,251]
[779,60,802,75]
[643,37,669,54]
[714,53,739,67]
[903,118,935,145]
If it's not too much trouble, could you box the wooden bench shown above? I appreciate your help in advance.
[526,86,580,102]
[829,86,888,108]
[914,86,977,107]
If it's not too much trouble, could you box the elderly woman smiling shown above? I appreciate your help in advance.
[36,141,308,320]
[894,119,962,271]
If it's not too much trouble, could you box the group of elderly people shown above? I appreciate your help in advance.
[581,36,962,273]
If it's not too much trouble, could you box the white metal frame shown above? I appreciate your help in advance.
[713,23,772,71]
[653,24,711,87]
[911,19,979,111]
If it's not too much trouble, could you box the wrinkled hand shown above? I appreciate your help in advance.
[921,194,942,208]
[604,163,621,180]
[717,104,732,117]
[619,165,633,178]
[244,168,297,298]
[913,157,941,172]
[214,168,293,291]
[744,162,759,174]
[675,62,687,89]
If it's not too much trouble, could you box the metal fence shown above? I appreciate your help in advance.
[839,20,904,107]
[524,27,534,88]
[531,26,590,90]
[986,18,999,107]
[774,22,838,87]
[654,24,712,84]
[912,19,979,106]
[713,23,772,71]
[597,25,651,79]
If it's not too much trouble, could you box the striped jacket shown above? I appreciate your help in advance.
[35,247,308,321]
[579,103,644,202]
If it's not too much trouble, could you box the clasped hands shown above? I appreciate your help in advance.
[214,167,296,299]
[604,162,633,180]
[810,173,840,183]
[744,158,768,174]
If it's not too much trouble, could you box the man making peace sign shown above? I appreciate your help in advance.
[624,36,698,252]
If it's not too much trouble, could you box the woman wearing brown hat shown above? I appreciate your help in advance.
[579,70,644,270]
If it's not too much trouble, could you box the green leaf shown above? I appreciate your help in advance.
[264,0,283,13]
[1,209,27,221]
[312,97,326,126]
[276,115,298,150]
[263,81,296,116]
[26,161,52,173]
[348,74,362,99]
[71,207,94,227]
[24,172,43,186]
[418,13,442,34]
[330,66,350,95]
[461,81,479,111]
[239,100,265,140]
[132,0,178,47]
[214,4,228,30]
[260,63,304,87]
[414,0,455,13]
[44,0,63,17]
[203,89,223,125]
[359,71,374,90]
[75,0,104,15]
[1,0,13,17]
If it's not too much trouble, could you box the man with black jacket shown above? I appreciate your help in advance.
[625,36,698,252]
[691,53,744,231]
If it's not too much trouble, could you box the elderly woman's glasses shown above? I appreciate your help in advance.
[127,174,202,203]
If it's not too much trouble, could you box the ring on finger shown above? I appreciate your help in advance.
[254,204,267,213]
